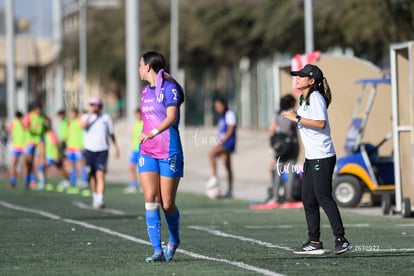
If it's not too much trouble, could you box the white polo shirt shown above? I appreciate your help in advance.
[297,91,336,160]
[81,113,114,152]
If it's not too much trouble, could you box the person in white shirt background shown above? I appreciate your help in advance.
[80,97,120,209]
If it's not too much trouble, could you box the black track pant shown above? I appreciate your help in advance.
[302,156,345,241]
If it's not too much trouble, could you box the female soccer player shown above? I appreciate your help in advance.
[124,108,143,194]
[138,51,184,262]
[283,64,352,255]
[206,98,237,199]
[8,111,25,187]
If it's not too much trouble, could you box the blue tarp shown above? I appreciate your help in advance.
[355,78,391,85]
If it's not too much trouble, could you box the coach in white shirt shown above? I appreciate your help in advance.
[80,96,120,209]
[282,64,351,256]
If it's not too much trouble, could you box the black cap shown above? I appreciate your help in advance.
[291,64,324,83]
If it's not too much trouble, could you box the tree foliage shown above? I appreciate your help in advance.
[61,0,414,88]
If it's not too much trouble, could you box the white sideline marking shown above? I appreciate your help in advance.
[323,223,370,228]
[378,248,414,253]
[245,224,370,230]
[397,224,414,227]
[0,200,284,276]
[192,226,414,254]
[188,226,293,252]
[73,201,126,215]
[245,225,294,229]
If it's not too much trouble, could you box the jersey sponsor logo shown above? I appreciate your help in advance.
[142,106,155,112]
[143,98,154,104]
[169,155,177,173]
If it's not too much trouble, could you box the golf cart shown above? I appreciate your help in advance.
[332,78,395,213]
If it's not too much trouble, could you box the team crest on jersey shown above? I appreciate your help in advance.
[157,88,164,103]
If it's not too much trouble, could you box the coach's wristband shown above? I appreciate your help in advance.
[150,128,159,137]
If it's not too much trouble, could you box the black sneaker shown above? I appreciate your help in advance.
[334,237,352,255]
[293,240,325,255]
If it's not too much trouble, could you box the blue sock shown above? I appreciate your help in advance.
[30,173,36,183]
[38,164,45,185]
[70,167,77,187]
[24,174,30,187]
[145,209,162,254]
[165,209,180,246]
[10,176,16,185]
[81,166,88,182]
[129,181,137,189]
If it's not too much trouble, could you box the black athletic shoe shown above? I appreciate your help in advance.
[334,237,352,255]
[293,240,325,255]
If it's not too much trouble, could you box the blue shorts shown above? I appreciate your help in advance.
[66,151,83,162]
[222,140,236,153]
[138,154,184,178]
[129,150,140,165]
[12,149,24,157]
[46,158,63,168]
[84,150,108,173]
[25,144,37,155]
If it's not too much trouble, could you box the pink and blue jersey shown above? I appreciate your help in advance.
[140,80,183,159]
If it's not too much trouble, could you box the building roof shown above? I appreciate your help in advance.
[0,35,56,83]
[0,35,56,66]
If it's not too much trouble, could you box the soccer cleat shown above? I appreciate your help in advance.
[163,243,179,261]
[81,189,91,197]
[30,181,37,190]
[92,201,105,210]
[45,183,54,192]
[36,183,45,190]
[66,187,80,195]
[123,186,138,194]
[334,237,352,255]
[77,180,89,190]
[56,180,69,192]
[220,192,233,199]
[205,176,219,189]
[145,252,165,263]
[293,240,325,255]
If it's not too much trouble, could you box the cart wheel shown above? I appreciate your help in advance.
[333,175,362,207]
[381,194,391,215]
[401,198,412,218]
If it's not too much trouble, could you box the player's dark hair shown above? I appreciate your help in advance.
[301,77,332,109]
[142,51,184,104]
[71,107,79,115]
[279,94,297,113]
[142,51,166,74]
[214,97,229,112]
[15,111,23,118]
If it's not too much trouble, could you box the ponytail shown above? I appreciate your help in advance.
[321,77,332,108]
[303,77,332,109]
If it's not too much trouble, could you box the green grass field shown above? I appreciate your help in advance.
[1,179,414,276]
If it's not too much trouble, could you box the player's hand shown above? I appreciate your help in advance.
[114,145,120,159]
[139,133,151,144]
[281,110,296,122]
